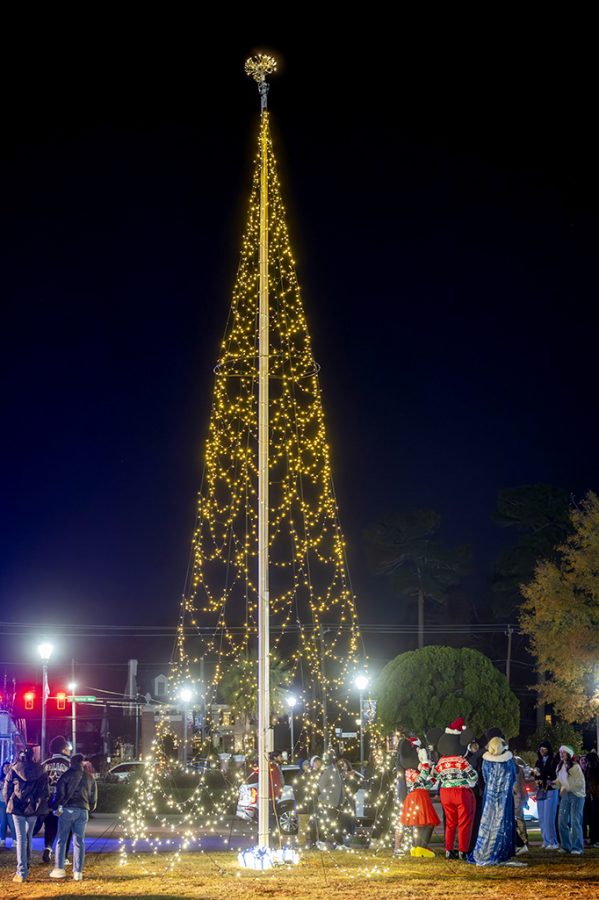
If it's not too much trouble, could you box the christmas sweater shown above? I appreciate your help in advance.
[406,763,437,792]
[433,755,478,789]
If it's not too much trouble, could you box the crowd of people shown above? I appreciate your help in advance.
[281,718,599,866]
[0,735,97,885]
[1,724,598,883]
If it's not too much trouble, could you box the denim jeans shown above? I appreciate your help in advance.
[12,814,37,878]
[558,792,585,853]
[0,799,14,841]
[537,789,559,846]
[56,807,88,873]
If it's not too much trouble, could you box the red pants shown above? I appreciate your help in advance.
[440,786,475,852]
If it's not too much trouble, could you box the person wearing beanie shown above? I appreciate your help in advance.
[555,745,585,855]
[430,718,478,860]
[470,736,521,866]
[533,740,559,849]
[49,754,97,881]
[38,734,72,863]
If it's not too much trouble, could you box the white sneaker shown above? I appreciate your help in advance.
[515,845,529,855]
[547,844,560,850]
[49,868,67,879]
[73,872,83,881]
[571,850,583,856]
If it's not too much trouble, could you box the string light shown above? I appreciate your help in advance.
[120,106,366,869]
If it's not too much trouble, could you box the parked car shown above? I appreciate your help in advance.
[236,763,298,835]
[105,760,146,783]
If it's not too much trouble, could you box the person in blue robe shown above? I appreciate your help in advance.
[470,736,518,866]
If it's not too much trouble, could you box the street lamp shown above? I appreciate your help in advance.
[68,681,77,752]
[286,695,297,762]
[38,642,54,758]
[354,673,369,773]
[178,687,194,767]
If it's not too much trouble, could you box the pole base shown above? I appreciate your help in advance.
[237,846,300,869]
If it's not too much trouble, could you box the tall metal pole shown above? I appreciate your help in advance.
[41,661,48,758]
[506,625,513,685]
[359,690,364,772]
[72,697,77,752]
[183,703,189,768]
[290,711,294,763]
[257,95,271,852]
[71,658,77,752]
[319,625,329,751]
[245,53,277,852]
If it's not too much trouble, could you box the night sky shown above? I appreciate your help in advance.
[2,30,598,698]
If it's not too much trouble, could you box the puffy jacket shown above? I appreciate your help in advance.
[53,764,98,811]
[3,760,49,817]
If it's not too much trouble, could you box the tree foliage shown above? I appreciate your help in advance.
[491,485,571,619]
[520,491,599,724]
[219,654,292,721]
[373,645,520,739]
[365,510,469,646]
[526,721,583,757]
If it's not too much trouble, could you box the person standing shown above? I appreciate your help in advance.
[534,740,559,849]
[470,736,520,866]
[39,735,72,863]
[0,760,15,847]
[432,718,478,860]
[49,754,97,882]
[514,757,529,854]
[583,750,599,847]
[3,748,49,883]
[556,745,586,855]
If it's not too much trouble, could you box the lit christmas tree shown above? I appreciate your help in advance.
[122,54,365,865]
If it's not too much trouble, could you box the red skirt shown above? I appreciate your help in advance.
[401,789,440,827]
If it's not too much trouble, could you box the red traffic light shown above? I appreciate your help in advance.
[56,691,67,711]
[24,691,35,711]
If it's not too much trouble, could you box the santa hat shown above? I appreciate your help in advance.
[445,717,466,735]
[408,736,422,747]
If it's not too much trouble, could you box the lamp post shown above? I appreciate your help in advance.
[179,687,193,767]
[286,695,297,762]
[68,681,77,752]
[38,642,54,758]
[354,674,369,774]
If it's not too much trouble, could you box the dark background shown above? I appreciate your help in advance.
[1,24,597,729]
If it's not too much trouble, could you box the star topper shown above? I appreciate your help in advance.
[245,54,277,110]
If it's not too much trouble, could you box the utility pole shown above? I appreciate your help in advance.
[505,625,513,685]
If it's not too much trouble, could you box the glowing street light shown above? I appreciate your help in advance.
[286,694,297,762]
[37,641,54,757]
[354,673,369,773]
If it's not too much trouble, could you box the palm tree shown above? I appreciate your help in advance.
[365,509,469,648]
[219,653,293,723]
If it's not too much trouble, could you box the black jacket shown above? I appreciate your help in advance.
[53,765,98,812]
[536,744,558,789]
[3,760,49,817]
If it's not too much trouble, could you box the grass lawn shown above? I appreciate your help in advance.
[1,847,598,899]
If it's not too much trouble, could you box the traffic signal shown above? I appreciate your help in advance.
[56,691,66,711]
[24,691,35,710]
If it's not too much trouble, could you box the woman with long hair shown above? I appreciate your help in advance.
[2,748,48,883]
[534,740,559,849]
[555,745,585,855]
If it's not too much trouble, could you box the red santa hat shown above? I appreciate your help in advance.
[445,717,466,735]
